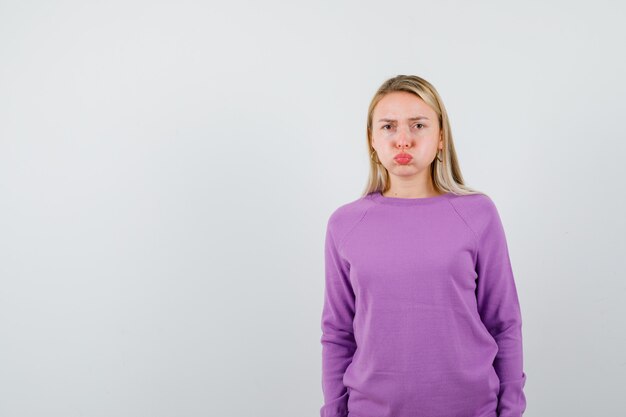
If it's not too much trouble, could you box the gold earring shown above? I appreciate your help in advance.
[370,150,382,165]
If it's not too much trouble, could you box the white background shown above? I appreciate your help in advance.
[1,1,625,416]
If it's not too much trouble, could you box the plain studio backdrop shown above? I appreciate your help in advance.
[1,1,625,416]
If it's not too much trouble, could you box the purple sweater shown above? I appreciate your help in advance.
[320,191,527,417]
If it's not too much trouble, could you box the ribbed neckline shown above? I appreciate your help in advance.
[369,190,453,206]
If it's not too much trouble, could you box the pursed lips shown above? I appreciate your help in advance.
[393,153,413,163]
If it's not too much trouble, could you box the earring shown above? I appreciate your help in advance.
[436,149,443,162]
[370,150,382,165]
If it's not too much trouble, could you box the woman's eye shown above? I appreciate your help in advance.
[381,124,424,130]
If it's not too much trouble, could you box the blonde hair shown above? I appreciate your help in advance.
[363,75,483,197]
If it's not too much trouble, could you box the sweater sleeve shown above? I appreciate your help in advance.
[319,217,356,417]
[475,199,527,417]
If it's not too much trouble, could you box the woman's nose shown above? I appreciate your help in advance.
[396,127,412,148]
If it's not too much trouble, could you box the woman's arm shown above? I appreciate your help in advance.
[475,197,528,417]
[319,216,357,417]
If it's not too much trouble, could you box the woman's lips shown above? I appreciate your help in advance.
[393,153,413,165]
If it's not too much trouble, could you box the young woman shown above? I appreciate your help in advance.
[320,75,527,417]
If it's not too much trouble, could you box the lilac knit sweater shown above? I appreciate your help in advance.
[320,191,527,417]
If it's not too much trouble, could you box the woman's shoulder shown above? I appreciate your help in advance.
[325,193,376,237]
[447,191,504,236]
[448,190,497,211]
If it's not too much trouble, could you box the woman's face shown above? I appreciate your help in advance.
[371,91,443,176]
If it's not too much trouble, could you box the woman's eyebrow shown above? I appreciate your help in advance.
[377,116,430,122]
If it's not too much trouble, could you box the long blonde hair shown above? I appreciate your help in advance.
[363,75,483,197]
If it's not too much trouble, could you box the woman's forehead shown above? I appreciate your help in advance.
[374,93,436,120]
